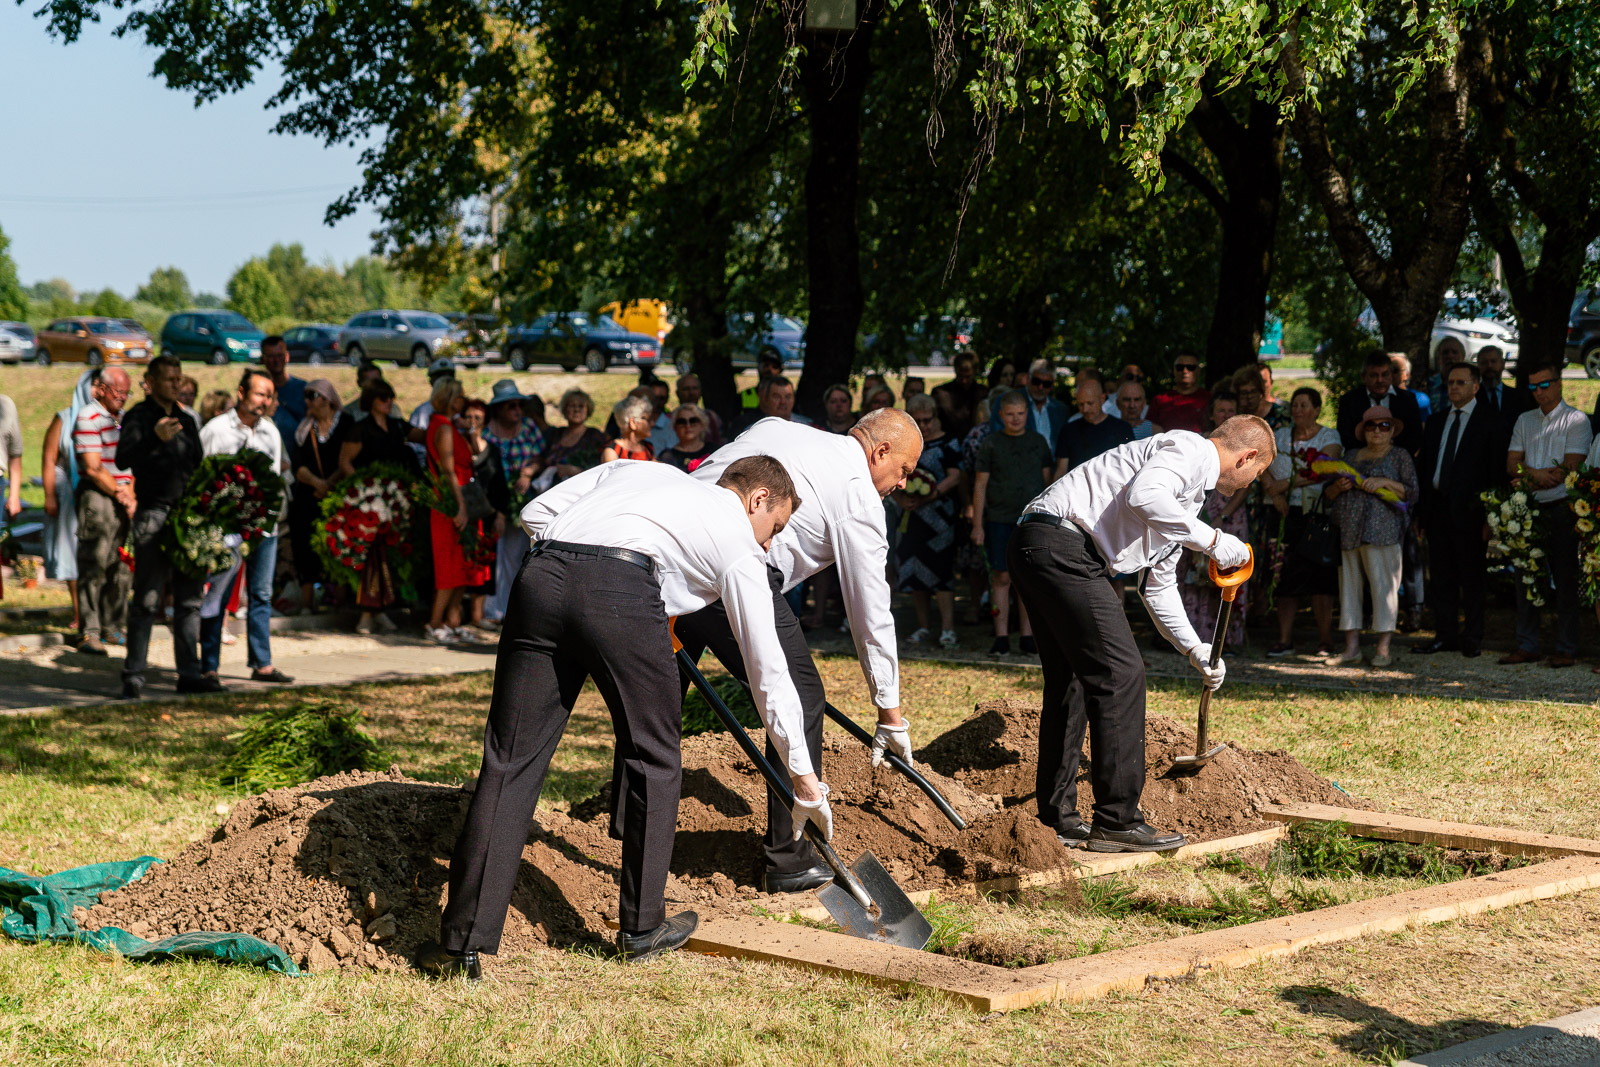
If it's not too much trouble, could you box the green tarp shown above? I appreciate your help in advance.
[0,858,300,975]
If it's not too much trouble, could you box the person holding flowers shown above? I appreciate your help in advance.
[289,380,346,615]
[197,367,293,685]
[1323,406,1418,668]
[336,378,425,634]
[1265,387,1343,656]
[895,394,963,648]
[1501,364,1593,668]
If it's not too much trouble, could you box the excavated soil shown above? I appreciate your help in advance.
[82,700,1356,971]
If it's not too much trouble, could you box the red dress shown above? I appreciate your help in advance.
[427,414,490,591]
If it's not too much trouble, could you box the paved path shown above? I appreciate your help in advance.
[1399,1004,1600,1065]
[0,626,496,715]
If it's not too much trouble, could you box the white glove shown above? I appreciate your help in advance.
[1209,531,1251,569]
[1188,643,1226,690]
[870,721,913,770]
[791,782,833,842]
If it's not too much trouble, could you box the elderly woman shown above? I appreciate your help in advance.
[658,406,714,471]
[288,379,346,616]
[602,394,656,463]
[1265,387,1343,656]
[542,388,608,481]
[897,394,963,648]
[335,378,424,635]
[1323,406,1419,668]
[424,377,489,644]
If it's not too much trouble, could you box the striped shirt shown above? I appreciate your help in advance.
[73,401,131,486]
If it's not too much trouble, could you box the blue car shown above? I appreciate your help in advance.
[665,313,806,374]
[504,312,661,373]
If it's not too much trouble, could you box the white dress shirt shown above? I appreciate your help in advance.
[1509,400,1594,504]
[521,461,813,778]
[200,408,288,532]
[1431,397,1477,491]
[691,417,899,710]
[1022,430,1222,654]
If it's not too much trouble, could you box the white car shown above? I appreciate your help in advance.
[0,322,33,364]
[1431,295,1519,370]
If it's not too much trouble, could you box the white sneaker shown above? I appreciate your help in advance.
[452,626,489,644]
[356,613,374,635]
[374,612,398,633]
[939,629,959,648]
[908,627,932,645]
[425,626,454,645]
[221,630,238,646]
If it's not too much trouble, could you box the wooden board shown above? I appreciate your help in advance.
[783,826,1287,923]
[682,855,1600,1013]
[1258,803,1600,859]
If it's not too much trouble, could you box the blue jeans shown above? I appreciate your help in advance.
[199,535,278,673]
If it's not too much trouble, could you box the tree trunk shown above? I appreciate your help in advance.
[1280,25,1484,370]
[1169,94,1285,386]
[796,10,879,420]
[678,194,738,419]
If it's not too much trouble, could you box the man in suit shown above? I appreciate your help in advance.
[1415,363,1507,657]
[1338,350,1424,455]
[1475,345,1534,433]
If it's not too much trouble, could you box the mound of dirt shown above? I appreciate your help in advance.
[82,700,1356,972]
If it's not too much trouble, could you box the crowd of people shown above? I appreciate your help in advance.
[5,337,1600,688]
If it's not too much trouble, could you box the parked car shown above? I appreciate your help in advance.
[35,318,154,367]
[338,309,455,367]
[1431,294,1519,370]
[0,323,28,364]
[160,309,265,364]
[664,312,805,375]
[283,324,344,364]
[441,313,501,364]
[0,322,35,362]
[1565,288,1600,379]
[504,312,660,373]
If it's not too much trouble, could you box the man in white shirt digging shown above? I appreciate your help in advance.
[1010,417,1275,853]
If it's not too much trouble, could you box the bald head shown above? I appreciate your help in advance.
[851,408,923,497]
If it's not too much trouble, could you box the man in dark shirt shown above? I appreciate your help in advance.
[117,355,212,699]
[1055,377,1135,477]
[932,353,983,439]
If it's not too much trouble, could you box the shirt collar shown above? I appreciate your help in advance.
[1451,397,1477,417]
[1197,436,1222,491]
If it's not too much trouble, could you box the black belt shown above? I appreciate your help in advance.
[530,540,655,575]
[1019,512,1068,529]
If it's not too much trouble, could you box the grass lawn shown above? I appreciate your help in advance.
[2,657,1598,1064]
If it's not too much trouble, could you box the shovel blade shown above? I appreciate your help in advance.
[1170,743,1227,770]
[815,851,932,950]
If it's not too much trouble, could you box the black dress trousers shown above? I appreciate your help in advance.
[1008,520,1147,832]
[672,564,826,874]
[1425,512,1487,649]
[440,547,683,949]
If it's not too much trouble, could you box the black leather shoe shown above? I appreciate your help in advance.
[121,679,144,700]
[177,675,228,695]
[1414,639,1459,654]
[1057,822,1091,849]
[1087,822,1186,853]
[615,911,699,962]
[762,863,834,894]
[414,940,481,980]
[1462,645,1481,658]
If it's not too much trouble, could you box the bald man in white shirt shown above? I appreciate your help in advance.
[1010,417,1274,853]
[682,410,923,894]
[418,457,820,976]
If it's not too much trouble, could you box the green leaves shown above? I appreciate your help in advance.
[219,700,386,792]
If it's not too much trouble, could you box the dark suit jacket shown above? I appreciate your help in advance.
[1416,401,1508,528]
[1337,386,1424,455]
[1476,377,1535,435]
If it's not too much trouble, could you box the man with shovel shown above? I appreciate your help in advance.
[1009,416,1275,853]
[681,409,924,894]
[416,457,828,977]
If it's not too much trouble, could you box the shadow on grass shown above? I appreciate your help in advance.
[1279,984,1515,1063]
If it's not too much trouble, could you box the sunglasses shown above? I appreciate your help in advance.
[1367,421,1394,432]
[1529,380,1557,392]
[1174,363,1200,372]
[673,418,702,427]
[1124,373,1145,381]
[1030,377,1054,388]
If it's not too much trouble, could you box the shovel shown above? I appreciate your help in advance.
[1171,546,1254,770]
[671,625,933,950]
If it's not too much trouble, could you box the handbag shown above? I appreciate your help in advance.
[1293,493,1341,568]
[430,443,496,523]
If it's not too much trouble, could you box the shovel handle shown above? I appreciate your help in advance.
[1194,595,1236,756]
[824,703,967,831]
[673,643,875,911]
[1208,545,1255,601]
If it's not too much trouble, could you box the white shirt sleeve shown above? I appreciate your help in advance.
[1124,455,1218,554]
[1509,413,1529,454]
[1139,547,1202,654]
[520,466,603,539]
[832,504,901,709]
[1563,413,1594,460]
[718,556,814,778]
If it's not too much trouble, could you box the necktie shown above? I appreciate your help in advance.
[1439,408,1462,489]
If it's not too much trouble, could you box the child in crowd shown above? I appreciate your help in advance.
[970,390,1054,655]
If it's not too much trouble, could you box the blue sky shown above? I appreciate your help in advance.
[1,4,381,298]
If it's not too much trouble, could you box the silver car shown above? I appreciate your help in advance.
[338,309,456,367]
[0,322,34,364]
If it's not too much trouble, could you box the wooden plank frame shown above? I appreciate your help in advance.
[678,811,1600,1013]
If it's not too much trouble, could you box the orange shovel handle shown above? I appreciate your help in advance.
[1208,545,1255,603]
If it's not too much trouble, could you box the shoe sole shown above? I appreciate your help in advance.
[1086,838,1184,853]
